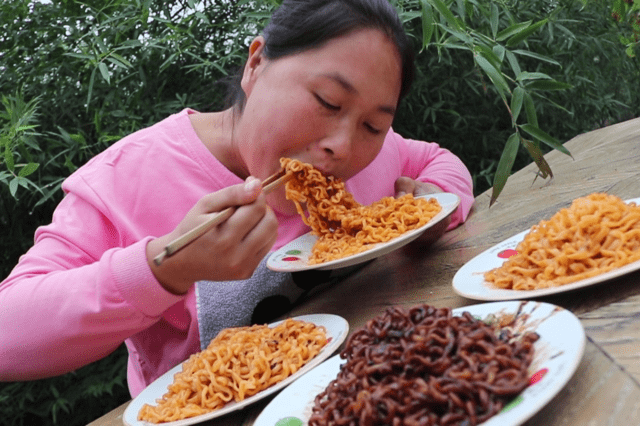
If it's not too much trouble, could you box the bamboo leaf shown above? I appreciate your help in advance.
[525,80,573,91]
[475,44,503,69]
[512,49,561,66]
[523,92,538,128]
[496,21,531,41]
[511,86,525,124]
[63,52,94,60]
[475,54,510,99]
[429,0,463,32]
[456,0,466,23]
[505,51,522,77]
[106,57,128,70]
[4,146,15,172]
[421,0,435,47]
[109,53,133,68]
[520,124,572,156]
[490,3,499,38]
[18,162,39,177]
[506,19,548,47]
[516,71,552,81]
[439,25,473,44]
[86,67,96,109]
[98,62,110,84]
[9,177,19,197]
[492,44,506,62]
[490,133,520,206]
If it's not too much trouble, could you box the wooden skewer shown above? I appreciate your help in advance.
[153,171,293,266]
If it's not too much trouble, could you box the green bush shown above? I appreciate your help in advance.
[1,1,638,425]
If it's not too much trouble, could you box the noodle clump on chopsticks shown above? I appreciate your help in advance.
[308,304,538,426]
[281,158,442,264]
[485,192,640,290]
[137,319,327,423]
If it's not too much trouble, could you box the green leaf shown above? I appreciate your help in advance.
[421,0,435,47]
[523,92,538,128]
[18,162,39,177]
[9,177,19,197]
[511,86,525,124]
[525,80,573,91]
[516,72,552,81]
[439,25,473,44]
[475,44,503,69]
[490,3,499,38]
[520,124,571,156]
[625,44,636,58]
[490,133,520,206]
[511,49,561,66]
[475,54,510,99]
[429,0,463,32]
[505,51,521,77]
[496,21,531,41]
[196,11,210,23]
[98,62,110,84]
[492,44,506,62]
[106,57,128,69]
[4,147,15,171]
[86,67,96,109]
[63,52,94,60]
[455,0,466,23]
[506,19,548,47]
[109,52,133,68]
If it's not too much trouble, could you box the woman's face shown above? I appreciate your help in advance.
[232,28,403,215]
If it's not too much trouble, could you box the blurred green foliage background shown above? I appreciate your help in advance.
[1,0,638,424]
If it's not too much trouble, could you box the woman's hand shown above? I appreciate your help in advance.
[146,177,278,294]
[394,177,452,247]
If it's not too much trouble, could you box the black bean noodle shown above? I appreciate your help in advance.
[308,305,539,426]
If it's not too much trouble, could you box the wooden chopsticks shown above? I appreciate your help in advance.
[153,171,293,266]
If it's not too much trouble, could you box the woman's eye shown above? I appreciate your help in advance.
[364,123,381,135]
[314,94,340,111]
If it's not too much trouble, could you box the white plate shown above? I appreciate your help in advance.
[254,301,586,426]
[267,192,461,272]
[122,314,349,426]
[453,197,640,301]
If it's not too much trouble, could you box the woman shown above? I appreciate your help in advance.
[0,0,473,397]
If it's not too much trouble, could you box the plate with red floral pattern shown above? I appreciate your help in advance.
[453,196,640,301]
[267,192,460,272]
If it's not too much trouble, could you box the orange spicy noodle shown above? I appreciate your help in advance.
[485,193,640,290]
[281,158,442,264]
[138,319,327,423]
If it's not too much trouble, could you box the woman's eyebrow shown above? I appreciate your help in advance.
[320,72,396,116]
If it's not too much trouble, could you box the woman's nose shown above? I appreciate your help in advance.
[319,124,354,160]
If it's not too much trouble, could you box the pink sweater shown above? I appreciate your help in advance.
[0,109,473,396]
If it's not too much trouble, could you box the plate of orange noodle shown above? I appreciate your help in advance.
[122,314,348,426]
[254,301,585,426]
[267,192,461,272]
[453,194,640,301]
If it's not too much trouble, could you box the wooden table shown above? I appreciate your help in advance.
[89,117,640,426]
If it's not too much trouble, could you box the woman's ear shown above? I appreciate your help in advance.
[241,36,267,97]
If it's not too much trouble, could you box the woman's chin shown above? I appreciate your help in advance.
[267,191,300,217]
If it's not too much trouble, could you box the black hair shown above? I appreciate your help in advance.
[225,0,415,112]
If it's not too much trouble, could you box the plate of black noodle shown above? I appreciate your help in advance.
[254,301,585,426]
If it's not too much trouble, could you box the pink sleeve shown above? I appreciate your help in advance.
[390,131,474,228]
[0,189,182,380]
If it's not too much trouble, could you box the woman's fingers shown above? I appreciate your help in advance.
[195,177,262,215]
[147,179,278,294]
[394,177,444,197]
